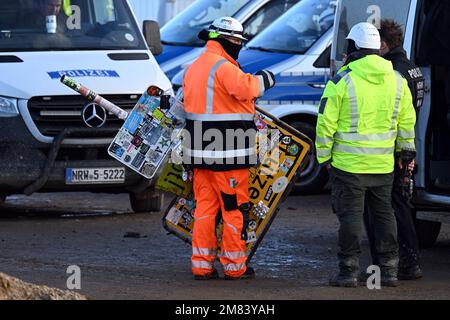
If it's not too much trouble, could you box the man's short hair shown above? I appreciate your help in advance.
[379,19,404,49]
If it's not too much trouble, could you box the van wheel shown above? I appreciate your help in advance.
[129,188,164,213]
[289,121,329,195]
[415,218,441,248]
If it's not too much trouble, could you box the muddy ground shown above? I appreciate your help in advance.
[0,192,449,300]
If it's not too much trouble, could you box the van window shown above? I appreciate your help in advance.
[0,0,146,52]
[246,0,336,54]
[243,0,299,41]
[334,0,412,64]
[160,0,251,47]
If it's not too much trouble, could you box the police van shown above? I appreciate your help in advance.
[332,0,450,246]
[0,0,172,212]
[158,0,299,81]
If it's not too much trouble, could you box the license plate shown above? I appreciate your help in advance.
[66,167,126,185]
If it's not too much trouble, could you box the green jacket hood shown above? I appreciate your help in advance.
[348,55,394,84]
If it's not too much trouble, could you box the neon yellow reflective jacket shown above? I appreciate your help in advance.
[315,54,416,174]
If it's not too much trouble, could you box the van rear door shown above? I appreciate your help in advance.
[331,0,414,74]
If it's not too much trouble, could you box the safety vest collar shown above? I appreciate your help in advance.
[205,41,239,67]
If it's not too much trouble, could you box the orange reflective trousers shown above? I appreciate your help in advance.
[191,168,249,278]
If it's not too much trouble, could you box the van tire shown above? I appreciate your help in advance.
[289,121,329,195]
[414,218,441,248]
[129,188,164,213]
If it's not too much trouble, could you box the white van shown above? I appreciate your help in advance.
[0,0,171,212]
[332,0,450,246]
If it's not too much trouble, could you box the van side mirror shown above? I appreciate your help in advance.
[143,20,163,56]
[314,45,331,68]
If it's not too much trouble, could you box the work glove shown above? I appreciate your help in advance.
[255,70,276,90]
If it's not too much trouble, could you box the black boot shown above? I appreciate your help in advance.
[329,273,358,288]
[381,271,399,287]
[398,265,423,280]
[194,269,219,280]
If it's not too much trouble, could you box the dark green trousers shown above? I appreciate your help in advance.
[330,167,398,277]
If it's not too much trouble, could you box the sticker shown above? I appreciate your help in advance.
[124,155,132,163]
[246,231,257,243]
[153,109,164,121]
[178,198,186,206]
[229,178,237,189]
[131,153,145,169]
[287,143,300,156]
[166,207,184,225]
[162,127,172,139]
[158,137,170,149]
[182,212,193,228]
[280,158,294,174]
[147,98,160,112]
[147,127,162,145]
[136,103,149,116]
[253,201,269,218]
[248,220,257,231]
[255,117,267,130]
[147,150,161,164]
[141,122,154,137]
[185,199,196,211]
[161,117,173,128]
[125,33,134,42]
[132,136,143,147]
[272,177,289,194]
[110,143,124,158]
[127,144,136,153]
[123,111,143,135]
[140,144,150,155]
[141,163,156,177]
[270,130,281,149]
[116,130,133,144]
[282,136,292,145]
[138,93,148,105]
[264,186,273,201]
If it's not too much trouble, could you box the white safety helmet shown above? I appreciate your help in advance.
[346,22,381,50]
[208,16,248,41]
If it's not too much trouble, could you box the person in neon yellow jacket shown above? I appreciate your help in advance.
[316,22,416,288]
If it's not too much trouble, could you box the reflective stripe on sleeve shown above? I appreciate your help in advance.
[316,149,332,158]
[398,129,415,139]
[316,136,334,145]
[206,59,228,114]
[344,74,358,132]
[392,72,404,129]
[256,75,265,98]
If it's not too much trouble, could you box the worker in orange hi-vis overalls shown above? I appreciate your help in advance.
[182,16,276,280]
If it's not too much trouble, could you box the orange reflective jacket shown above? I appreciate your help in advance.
[182,41,265,171]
